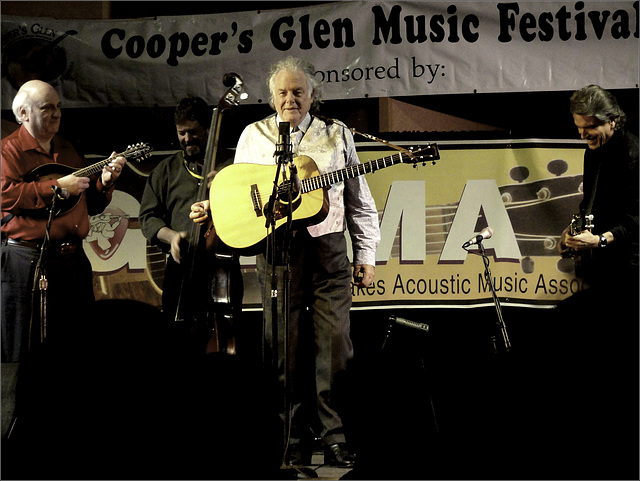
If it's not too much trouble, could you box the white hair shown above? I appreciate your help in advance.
[266,56,323,112]
[11,86,31,124]
[11,80,52,124]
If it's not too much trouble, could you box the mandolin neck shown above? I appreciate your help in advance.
[74,158,112,178]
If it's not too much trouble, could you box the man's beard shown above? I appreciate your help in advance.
[183,144,205,161]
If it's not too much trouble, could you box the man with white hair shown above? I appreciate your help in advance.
[193,57,380,469]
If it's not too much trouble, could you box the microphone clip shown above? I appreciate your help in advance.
[51,185,69,200]
[462,227,494,251]
[275,141,292,163]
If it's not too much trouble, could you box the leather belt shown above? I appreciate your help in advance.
[5,238,80,254]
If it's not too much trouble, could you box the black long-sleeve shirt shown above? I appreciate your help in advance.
[579,128,639,286]
[139,151,202,251]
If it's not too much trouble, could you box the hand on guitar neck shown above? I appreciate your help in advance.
[560,213,600,257]
[563,230,600,252]
[98,152,127,189]
[56,151,126,194]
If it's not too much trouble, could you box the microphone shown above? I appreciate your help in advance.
[389,315,430,333]
[51,185,69,199]
[276,121,292,161]
[462,226,494,248]
[276,121,301,195]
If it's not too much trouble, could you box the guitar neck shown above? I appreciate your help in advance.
[301,151,406,193]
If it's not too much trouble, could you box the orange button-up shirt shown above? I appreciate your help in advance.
[1,125,113,242]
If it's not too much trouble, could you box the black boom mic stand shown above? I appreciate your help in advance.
[463,232,511,354]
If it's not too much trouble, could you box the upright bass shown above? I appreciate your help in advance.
[174,73,246,355]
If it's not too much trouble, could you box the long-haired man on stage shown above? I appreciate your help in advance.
[554,84,638,477]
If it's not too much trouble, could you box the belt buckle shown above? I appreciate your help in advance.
[59,242,75,254]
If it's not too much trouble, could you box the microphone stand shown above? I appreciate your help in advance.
[30,188,61,349]
[9,189,60,439]
[264,123,316,478]
[477,241,511,354]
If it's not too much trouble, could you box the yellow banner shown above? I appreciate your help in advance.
[239,139,588,308]
[84,139,587,310]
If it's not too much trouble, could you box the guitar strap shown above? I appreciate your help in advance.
[314,114,414,156]
[1,213,15,227]
[583,159,601,217]
[1,214,14,242]
[292,116,312,152]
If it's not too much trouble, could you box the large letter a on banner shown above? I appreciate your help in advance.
[439,179,521,263]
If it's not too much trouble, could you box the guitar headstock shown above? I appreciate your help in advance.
[219,72,248,110]
[124,142,153,161]
[569,212,594,236]
[403,144,440,166]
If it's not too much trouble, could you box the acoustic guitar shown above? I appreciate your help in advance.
[209,145,439,250]
[24,142,152,217]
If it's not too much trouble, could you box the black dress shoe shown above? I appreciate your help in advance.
[324,443,356,468]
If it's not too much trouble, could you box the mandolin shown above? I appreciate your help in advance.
[25,142,152,217]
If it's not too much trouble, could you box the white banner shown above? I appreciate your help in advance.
[2,1,638,109]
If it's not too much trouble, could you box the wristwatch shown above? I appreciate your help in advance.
[598,235,607,248]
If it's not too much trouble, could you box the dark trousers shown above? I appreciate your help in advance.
[1,240,95,437]
[258,230,353,447]
[548,275,639,474]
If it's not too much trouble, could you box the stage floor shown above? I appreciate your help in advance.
[287,451,352,480]
[2,301,638,480]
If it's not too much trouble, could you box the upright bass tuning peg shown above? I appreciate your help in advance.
[223,72,242,87]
